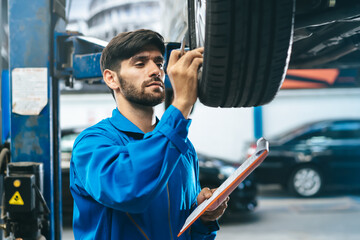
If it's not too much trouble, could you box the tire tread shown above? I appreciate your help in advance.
[194,0,295,107]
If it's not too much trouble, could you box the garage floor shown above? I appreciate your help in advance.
[62,186,360,240]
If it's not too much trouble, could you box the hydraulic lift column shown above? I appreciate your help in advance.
[8,0,66,239]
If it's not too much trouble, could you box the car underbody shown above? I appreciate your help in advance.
[291,0,360,69]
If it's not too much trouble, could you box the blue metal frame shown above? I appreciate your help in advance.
[8,0,64,239]
[55,34,106,81]
[73,52,102,79]
[253,106,263,139]
[1,70,9,144]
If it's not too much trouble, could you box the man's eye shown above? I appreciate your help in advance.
[135,62,145,67]
[157,63,164,69]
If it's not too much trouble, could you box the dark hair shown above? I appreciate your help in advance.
[100,29,165,73]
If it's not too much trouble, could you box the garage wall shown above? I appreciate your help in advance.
[262,88,360,138]
[188,103,254,162]
[60,87,360,162]
[60,94,115,129]
[189,88,360,162]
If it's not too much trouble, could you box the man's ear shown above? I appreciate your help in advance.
[103,69,120,90]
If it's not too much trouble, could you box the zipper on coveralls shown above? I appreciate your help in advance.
[126,184,174,240]
[126,212,150,240]
[167,184,174,240]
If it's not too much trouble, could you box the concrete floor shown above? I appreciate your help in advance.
[217,195,360,239]
[62,186,360,240]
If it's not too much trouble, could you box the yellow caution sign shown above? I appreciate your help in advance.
[9,191,24,205]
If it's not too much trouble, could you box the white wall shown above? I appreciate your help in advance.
[262,88,360,139]
[60,88,360,162]
[188,103,253,161]
[60,94,115,129]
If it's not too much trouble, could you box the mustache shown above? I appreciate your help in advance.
[143,77,164,88]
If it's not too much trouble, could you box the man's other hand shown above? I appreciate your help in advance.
[197,187,229,222]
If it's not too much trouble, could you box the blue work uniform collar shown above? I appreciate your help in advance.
[109,108,159,135]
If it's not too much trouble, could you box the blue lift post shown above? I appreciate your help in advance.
[253,106,264,140]
[8,0,66,239]
[1,70,9,143]
[6,0,106,238]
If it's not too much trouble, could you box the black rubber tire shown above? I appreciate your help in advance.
[188,0,295,107]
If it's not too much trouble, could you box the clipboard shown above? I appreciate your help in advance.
[178,137,269,237]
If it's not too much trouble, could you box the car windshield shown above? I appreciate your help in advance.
[273,120,360,143]
[270,122,316,143]
[326,121,360,139]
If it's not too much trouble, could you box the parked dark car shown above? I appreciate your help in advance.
[249,119,360,197]
[197,153,257,213]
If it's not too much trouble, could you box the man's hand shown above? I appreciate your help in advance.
[197,187,229,222]
[167,47,204,118]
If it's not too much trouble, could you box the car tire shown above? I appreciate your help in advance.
[187,0,295,107]
[288,165,323,197]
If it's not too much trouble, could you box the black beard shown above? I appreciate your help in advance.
[119,76,165,107]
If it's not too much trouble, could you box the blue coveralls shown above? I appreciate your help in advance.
[70,105,219,239]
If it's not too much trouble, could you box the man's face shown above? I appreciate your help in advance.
[117,46,165,106]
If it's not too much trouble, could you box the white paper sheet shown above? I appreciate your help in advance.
[12,68,48,115]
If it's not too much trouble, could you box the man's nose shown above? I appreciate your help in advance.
[148,62,162,77]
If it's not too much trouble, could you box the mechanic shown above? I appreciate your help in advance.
[70,29,228,239]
